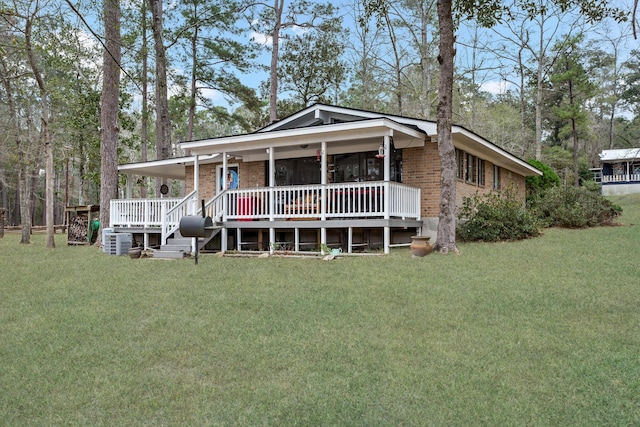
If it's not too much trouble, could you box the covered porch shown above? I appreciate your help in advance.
[112,118,428,254]
[110,180,422,254]
[598,148,640,196]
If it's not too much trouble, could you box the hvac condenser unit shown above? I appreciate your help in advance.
[102,232,133,256]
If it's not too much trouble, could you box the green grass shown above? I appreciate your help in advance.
[2,195,640,425]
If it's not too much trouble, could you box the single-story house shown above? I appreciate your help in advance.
[111,104,541,257]
[597,148,640,196]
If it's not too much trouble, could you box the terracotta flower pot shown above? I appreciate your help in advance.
[410,236,433,257]
[128,247,142,259]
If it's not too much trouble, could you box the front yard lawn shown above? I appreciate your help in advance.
[1,195,639,425]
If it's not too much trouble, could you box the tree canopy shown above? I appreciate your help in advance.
[0,0,634,248]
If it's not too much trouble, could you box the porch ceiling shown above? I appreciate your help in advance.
[117,154,219,179]
[181,118,427,162]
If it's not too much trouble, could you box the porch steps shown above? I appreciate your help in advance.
[152,230,220,259]
[153,237,190,259]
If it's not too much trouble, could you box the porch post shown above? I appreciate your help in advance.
[193,154,200,216]
[383,135,391,254]
[222,152,228,252]
[320,141,327,247]
[269,147,275,251]
[627,161,630,182]
[125,173,132,198]
[383,135,391,182]
[222,152,228,222]
[222,152,228,190]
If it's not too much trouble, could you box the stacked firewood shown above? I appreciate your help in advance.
[67,215,89,244]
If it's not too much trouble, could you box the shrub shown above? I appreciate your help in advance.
[529,185,622,228]
[526,159,560,199]
[457,187,541,242]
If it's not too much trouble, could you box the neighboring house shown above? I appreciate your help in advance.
[112,104,541,257]
[597,148,640,196]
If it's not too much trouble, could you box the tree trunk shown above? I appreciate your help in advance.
[383,12,403,115]
[19,169,32,243]
[188,19,198,142]
[434,0,458,254]
[420,2,432,120]
[149,0,172,195]
[269,0,284,123]
[25,16,55,248]
[44,128,54,247]
[141,0,149,198]
[0,55,29,241]
[534,24,544,161]
[518,44,527,157]
[98,0,121,243]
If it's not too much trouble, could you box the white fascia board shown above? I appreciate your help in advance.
[260,104,439,136]
[182,118,425,155]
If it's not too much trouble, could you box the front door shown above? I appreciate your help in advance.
[216,164,239,192]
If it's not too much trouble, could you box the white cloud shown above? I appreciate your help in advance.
[201,88,223,102]
[291,25,308,36]
[251,31,272,47]
[480,80,512,95]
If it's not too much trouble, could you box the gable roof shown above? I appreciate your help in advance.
[181,115,427,162]
[600,148,640,162]
[258,103,438,135]
[256,104,541,177]
[121,104,541,178]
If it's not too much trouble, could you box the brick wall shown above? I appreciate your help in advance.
[402,143,528,219]
[185,158,267,200]
[244,161,266,188]
[402,143,441,217]
[185,164,217,199]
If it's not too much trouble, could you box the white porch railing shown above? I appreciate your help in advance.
[161,190,199,245]
[110,197,184,228]
[110,181,421,241]
[221,181,421,221]
[602,173,640,183]
[110,191,199,246]
[202,190,226,222]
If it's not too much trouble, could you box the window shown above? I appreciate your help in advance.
[465,153,477,183]
[456,149,464,179]
[493,165,501,190]
[333,149,402,183]
[271,157,321,186]
[478,159,485,186]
